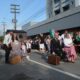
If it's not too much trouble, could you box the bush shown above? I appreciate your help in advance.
[0,36,4,42]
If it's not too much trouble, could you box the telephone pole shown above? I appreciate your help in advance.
[11,4,20,30]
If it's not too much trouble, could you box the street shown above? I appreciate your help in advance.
[0,49,80,80]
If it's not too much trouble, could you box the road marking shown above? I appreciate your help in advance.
[29,59,80,80]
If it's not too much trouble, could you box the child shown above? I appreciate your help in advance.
[26,40,31,60]
[21,42,27,60]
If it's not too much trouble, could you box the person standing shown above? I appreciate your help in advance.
[45,35,51,53]
[50,32,62,57]
[39,34,45,54]
[50,31,66,60]
[26,39,31,60]
[9,33,23,64]
[21,42,26,57]
[3,32,13,63]
[10,33,22,56]
[63,33,77,62]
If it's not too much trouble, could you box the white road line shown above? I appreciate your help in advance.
[29,59,80,80]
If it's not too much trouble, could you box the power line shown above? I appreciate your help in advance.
[18,7,46,26]
[26,8,45,20]
[17,0,35,18]
[16,0,46,27]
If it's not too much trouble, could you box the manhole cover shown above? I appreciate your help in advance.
[9,73,34,80]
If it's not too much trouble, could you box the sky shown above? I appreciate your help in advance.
[0,0,46,35]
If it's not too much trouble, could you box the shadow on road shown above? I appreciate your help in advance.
[9,73,35,80]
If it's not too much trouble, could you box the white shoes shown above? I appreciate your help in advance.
[26,56,30,60]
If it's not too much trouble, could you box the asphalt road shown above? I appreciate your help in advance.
[0,49,80,80]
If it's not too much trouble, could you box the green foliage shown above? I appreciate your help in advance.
[0,36,4,42]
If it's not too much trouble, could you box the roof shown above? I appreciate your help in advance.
[6,29,26,33]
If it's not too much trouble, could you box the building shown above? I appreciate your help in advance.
[22,0,80,36]
[22,21,37,31]
[47,0,80,18]
[6,30,27,41]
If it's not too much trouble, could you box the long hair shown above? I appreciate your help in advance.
[12,34,18,42]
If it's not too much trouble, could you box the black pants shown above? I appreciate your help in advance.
[3,44,12,63]
[5,49,11,63]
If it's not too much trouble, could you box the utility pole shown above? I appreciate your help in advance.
[11,4,20,30]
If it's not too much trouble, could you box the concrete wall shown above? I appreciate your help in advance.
[26,7,80,36]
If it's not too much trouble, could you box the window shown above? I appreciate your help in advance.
[54,0,60,4]
[63,5,70,11]
[55,9,60,15]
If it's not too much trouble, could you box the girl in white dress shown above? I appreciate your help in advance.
[21,42,26,57]
[26,39,31,60]
[10,34,22,57]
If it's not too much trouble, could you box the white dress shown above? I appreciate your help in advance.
[21,44,26,56]
[10,40,22,56]
[26,42,31,49]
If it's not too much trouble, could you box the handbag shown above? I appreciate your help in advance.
[9,55,21,64]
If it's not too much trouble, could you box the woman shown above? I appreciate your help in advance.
[10,34,22,55]
[45,35,51,53]
[26,39,32,60]
[39,34,45,54]
[63,33,77,62]
[9,33,22,64]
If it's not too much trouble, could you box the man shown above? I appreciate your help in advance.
[50,32,62,56]
[3,32,13,63]
[50,31,66,60]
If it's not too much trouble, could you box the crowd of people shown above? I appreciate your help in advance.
[0,30,80,64]
[31,30,80,63]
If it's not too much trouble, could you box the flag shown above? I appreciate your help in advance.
[49,29,55,38]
